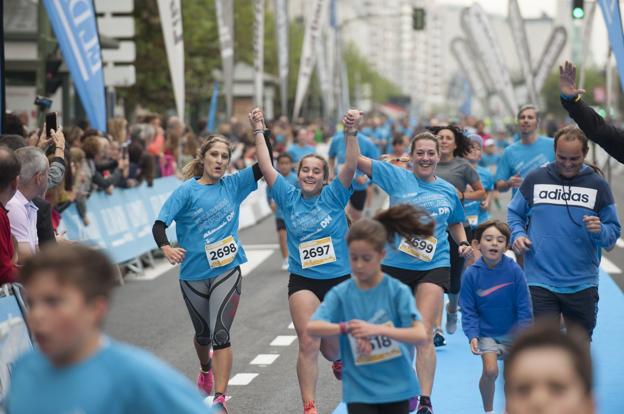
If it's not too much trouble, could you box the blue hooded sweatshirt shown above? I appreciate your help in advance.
[508,162,621,291]
[460,255,533,340]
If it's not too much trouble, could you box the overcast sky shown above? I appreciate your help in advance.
[439,0,557,17]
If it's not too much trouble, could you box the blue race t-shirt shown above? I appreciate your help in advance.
[463,165,495,228]
[287,144,316,163]
[271,174,352,279]
[312,275,421,404]
[7,338,212,414]
[495,136,554,196]
[371,160,465,270]
[329,132,380,191]
[267,171,298,220]
[157,166,257,280]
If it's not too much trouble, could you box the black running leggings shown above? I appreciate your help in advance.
[347,400,409,414]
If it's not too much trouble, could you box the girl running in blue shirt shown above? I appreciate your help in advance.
[152,134,269,412]
[357,132,474,414]
[250,108,360,414]
[307,204,434,414]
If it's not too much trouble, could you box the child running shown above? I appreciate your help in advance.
[460,220,533,414]
[307,204,434,414]
[267,152,298,270]
[7,244,213,414]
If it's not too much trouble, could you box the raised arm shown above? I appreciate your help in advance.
[338,110,362,188]
[249,108,278,187]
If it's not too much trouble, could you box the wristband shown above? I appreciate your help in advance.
[459,241,470,247]
[338,322,347,334]
[253,129,264,136]
[346,130,357,137]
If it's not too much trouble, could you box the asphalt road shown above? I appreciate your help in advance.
[106,166,624,414]
[106,215,342,413]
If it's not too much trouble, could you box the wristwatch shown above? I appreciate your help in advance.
[459,241,470,247]
[346,129,357,137]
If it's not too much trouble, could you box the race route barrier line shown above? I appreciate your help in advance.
[60,176,272,264]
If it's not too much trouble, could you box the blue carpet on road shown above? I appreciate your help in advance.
[333,270,624,414]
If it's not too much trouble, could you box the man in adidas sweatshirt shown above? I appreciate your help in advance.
[508,126,621,339]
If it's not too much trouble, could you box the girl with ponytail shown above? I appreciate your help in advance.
[307,204,434,414]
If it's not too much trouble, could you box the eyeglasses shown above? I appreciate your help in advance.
[384,156,411,163]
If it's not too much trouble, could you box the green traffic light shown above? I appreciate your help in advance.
[572,7,585,19]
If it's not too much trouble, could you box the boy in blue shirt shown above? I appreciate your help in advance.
[7,244,213,414]
[307,204,433,414]
[460,220,532,414]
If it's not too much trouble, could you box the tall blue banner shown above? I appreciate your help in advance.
[599,0,624,94]
[207,81,220,133]
[43,0,106,131]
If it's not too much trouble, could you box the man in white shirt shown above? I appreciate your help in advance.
[7,147,49,264]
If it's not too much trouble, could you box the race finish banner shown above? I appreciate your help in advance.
[461,4,517,118]
[157,0,185,119]
[598,0,624,94]
[274,0,289,116]
[533,27,567,93]
[43,0,106,131]
[293,0,328,120]
[508,0,539,105]
[215,0,234,119]
[254,0,264,107]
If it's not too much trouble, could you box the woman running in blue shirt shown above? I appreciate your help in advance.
[307,204,433,414]
[152,134,269,412]
[250,107,360,414]
[357,132,474,414]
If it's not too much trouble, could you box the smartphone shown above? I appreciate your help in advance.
[45,112,58,138]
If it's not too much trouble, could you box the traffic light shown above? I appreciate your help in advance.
[45,58,63,96]
[572,0,585,19]
[412,7,425,31]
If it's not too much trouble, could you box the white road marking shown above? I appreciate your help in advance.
[250,354,280,365]
[228,373,259,386]
[245,243,280,250]
[240,249,274,276]
[601,257,622,274]
[616,238,624,248]
[288,322,295,329]
[124,261,178,282]
[270,335,298,346]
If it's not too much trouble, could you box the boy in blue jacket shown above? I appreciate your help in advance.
[461,220,533,414]
[508,126,620,339]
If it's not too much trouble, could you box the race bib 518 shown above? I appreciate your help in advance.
[349,321,402,366]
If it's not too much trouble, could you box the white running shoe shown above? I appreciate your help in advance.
[446,307,458,335]
[281,258,289,271]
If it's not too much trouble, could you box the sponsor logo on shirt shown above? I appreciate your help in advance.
[533,184,597,209]
[477,282,513,297]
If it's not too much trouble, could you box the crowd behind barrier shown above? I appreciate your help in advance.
[59,176,273,265]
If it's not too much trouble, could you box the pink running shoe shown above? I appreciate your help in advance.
[213,394,228,413]
[303,400,318,414]
[196,370,214,395]
[332,359,343,380]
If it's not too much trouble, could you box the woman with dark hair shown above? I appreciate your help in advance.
[427,125,485,346]
[357,132,473,414]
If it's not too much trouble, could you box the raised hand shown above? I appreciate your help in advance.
[248,107,266,131]
[559,60,586,98]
